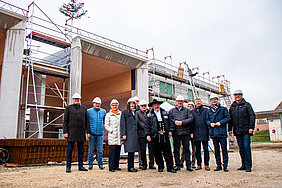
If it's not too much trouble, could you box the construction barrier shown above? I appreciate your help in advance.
[0,139,109,165]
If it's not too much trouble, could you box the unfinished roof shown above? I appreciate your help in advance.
[0,8,26,30]
[78,36,147,69]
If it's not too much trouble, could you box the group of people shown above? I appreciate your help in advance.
[63,89,256,174]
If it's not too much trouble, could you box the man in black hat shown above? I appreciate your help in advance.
[145,99,176,173]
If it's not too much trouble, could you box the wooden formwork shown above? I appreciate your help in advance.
[0,139,109,165]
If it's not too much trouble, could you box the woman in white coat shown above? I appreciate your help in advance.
[105,99,122,172]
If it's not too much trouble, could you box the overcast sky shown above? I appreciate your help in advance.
[11,0,282,111]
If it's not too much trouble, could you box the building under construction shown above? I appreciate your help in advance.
[0,1,232,141]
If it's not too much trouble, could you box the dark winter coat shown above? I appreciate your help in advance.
[206,104,230,138]
[191,105,209,141]
[63,104,91,142]
[169,107,194,136]
[120,110,138,152]
[228,99,256,136]
[136,110,147,138]
[145,108,172,138]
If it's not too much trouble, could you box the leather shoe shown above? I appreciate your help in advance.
[195,166,202,170]
[205,165,210,171]
[88,166,93,170]
[128,168,138,172]
[158,168,164,172]
[109,169,115,172]
[142,166,147,170]
[237,166,246,170]
[246,168,252,172]
[115,168,121,171]
[99,165,105,170]
[192,164,196,169]
[224,167,229,172]
[167,169,177,173]
[174,166,181,171]
[187,167,194,171]
[149,166,156,169]
[214,166,222,171]
[78,167,88,171]
[66,167,71,173]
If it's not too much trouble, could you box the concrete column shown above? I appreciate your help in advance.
[136,62,149,102]
[0,20,26,139]
[69,37,82,104]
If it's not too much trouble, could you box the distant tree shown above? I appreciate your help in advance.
[59,0,87,20]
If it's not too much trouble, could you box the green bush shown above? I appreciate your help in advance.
[251,129,270,142]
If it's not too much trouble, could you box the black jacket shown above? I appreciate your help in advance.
[136,110,147,138]
[228,99,256,136]
[145,108,172,138]
[191,105,209,141]
[63,104,90,142]
[120,110,138,152]
[169,107,194,136]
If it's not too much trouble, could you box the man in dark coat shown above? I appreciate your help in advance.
[120,98,139,172]
[228,89,256,172]
[169,95,194,171]
[192,98,210,171]
[63,93,90,173]
[206,94,230,172]
[136,100,155,170]
[145,99,176,173]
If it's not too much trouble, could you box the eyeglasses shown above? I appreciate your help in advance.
[140,105,147,107]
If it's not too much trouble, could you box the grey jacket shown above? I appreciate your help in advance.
[169,107,194,136]
[136,110,147,138]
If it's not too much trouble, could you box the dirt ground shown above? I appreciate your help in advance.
[1,143,282,188]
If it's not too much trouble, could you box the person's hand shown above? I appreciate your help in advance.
[249,129,254,134]
[175,121,182,126]
[190,134,194,139]
[210,123,216,127]
[64,133,68,138]
[169,132,172,137]
[147,136,151,142]
[216,122,221,126]
[87,134,90,138]
[122,135,127,140]
[228,131,232,136]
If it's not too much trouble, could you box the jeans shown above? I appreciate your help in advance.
[66,141,84,168]
[173,135,191,168]
[109,145,121,170]
[212,137,228,168]
[236,134,252,168]
[194,141,210,166]
[88,135,104,166]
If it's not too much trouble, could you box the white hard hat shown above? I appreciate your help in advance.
[139,100,147,106]
[127,97,136,104]
[110,99,119,106]
[93,97,102,104]
[210,94,219,100]
[233,89,243,95]
[188,102,195,107]
[134,96,140,101]
[72,93,81,99]
[176,95,184,101]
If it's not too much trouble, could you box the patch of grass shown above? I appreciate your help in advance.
[251,129,270,142]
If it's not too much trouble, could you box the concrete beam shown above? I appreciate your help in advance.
[135,62,149,103]
[69,37,82,103]
[0,19,26,138]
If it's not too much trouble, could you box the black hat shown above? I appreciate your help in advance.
[148,99,163,107]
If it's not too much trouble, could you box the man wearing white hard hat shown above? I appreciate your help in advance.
[87,97,107,170]
[63,93,90,173]
[228,90,256,172]
[206,93,230,172]
[169,95,194,171]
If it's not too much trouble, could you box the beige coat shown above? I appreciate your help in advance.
[104,110,122,145]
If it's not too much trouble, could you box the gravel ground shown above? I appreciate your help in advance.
[0,143,282,188]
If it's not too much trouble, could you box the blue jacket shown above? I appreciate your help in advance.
[87,107,107,136]
[192,105,209,141]
[206,104,230,138]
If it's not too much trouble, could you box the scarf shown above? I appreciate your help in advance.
[111,109,119,115]
[210,103,219,113]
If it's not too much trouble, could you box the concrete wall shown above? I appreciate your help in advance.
[0,20,25,139]
[0,29,6,86]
